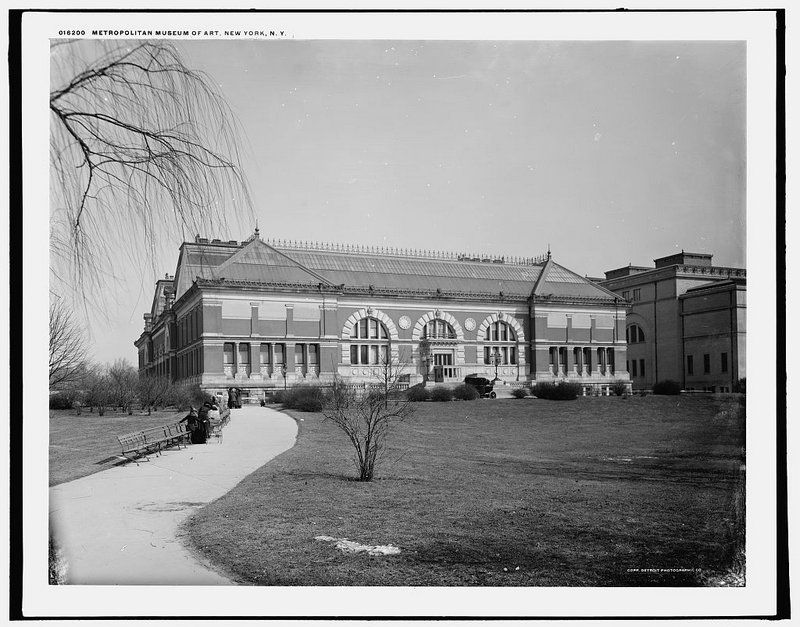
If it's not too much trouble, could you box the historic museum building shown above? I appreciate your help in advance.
[135,230,631,400]
[597,251,746,393]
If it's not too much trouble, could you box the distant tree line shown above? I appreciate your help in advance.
[50,358,206,416]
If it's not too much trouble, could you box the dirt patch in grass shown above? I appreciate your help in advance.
[187,395,744,586]
[49,409,186,486]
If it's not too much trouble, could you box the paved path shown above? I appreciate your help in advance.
[49,406,297,585]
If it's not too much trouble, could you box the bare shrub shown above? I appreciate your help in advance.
[323,377,415,482]
[453,383,480,401]
[430,387,453,402]
[405,384,430,402]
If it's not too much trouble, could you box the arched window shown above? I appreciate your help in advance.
[349,316,390,365]
[422,319,457,340]
[483,321,518,365]
[626,324,645,344]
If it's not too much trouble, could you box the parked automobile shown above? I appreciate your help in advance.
[464,375,497,399]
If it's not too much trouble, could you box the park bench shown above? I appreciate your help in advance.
[116,422,190,465]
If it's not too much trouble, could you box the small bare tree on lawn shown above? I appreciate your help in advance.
[323,357,414,482]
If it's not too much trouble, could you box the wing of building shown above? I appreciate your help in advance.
[135,231,631,400]
[598,251,746,393]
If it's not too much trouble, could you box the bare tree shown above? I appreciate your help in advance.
[137,375,171,415]
[83,365,112,416]
[49,40,252,302]
[49,300,90,389]
[323,359,415,482]
[107,359,139,414]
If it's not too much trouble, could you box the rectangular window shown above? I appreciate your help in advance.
[361,345,369,365]
[502,347,509,365]
[622,291,630,300]
[510,347,517,365]
[687,355,694,375]
[639,359,645,378]
[369,319,378,339]
[223,343,234,364]
[500,325,508,341]
[350,345,359,364]
[274,343,285,365]
[721,352,728,373]
[631,360,637,377]
[379,345,388,364]
[239,343,250,365]
[260,344,271,365]
[484,347,491,365]
[359,319,368,339]
[295,344,305,364]
[633,288,641,302]
[308,344,319,365]
[703,353,710,374]
[370,345,379,364]
[491,324,498,341]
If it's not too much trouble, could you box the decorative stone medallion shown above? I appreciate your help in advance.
[366,306,374,316]
[398,315,412,329]
[434,309,442,318]
[464,317,476,331]
[498,311,504,319]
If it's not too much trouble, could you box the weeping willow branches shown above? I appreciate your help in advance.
[50,40,253,305]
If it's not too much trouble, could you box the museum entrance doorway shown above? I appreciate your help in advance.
[433,352,455,383]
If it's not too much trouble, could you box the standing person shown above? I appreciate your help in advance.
[197,401,211,443]
[227,387,236,410]
[179,408,201,444]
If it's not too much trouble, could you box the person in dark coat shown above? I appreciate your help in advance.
[179,408,202,444]
[196,402,211,444]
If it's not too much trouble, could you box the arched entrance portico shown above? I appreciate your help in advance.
[412,310,464,382]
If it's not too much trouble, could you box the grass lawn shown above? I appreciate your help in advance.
[49,408,187,486]
[188,395,745,586]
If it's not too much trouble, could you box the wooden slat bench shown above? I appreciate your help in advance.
[116,422,190,465]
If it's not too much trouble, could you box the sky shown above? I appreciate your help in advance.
[62,39,746,364]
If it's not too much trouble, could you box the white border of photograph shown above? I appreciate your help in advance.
[21,8,778,618]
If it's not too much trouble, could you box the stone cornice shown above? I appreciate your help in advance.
[601,263,745,289]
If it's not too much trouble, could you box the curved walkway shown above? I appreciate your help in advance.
[49,405,297,585]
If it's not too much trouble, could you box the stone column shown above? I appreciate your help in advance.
[268,343,275,378]
[285,342,296,384]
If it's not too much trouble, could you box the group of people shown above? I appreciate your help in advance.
[180,388,243,445]
[179,396,221,445]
